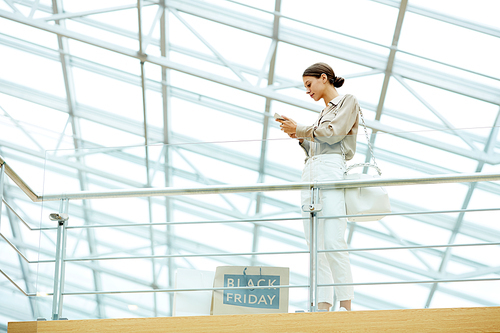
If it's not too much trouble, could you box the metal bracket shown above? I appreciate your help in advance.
[303,185,322,212]
[302,204,323,212]
[49,213,69,223]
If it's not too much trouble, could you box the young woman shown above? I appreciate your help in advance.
[277,62,360,311]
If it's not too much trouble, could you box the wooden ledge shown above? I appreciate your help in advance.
[8,306,500,333]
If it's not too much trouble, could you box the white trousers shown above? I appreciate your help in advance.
[301,154,354,303]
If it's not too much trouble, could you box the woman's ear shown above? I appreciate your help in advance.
[321,73,327,83]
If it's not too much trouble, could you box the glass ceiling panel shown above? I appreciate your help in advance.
[410,0,500,31]
[0,93,68,133]
[0,17,59,49]
[168,51,241,82]
[483,162,500,174]
[404,80,499,134]
[62,0,137,12]
[11,122,69,153]
[81,7,139,34]
[375,131,480,172]
[64,19,138,49]
[265,131,307,170]
[94,229,152,254]
[170,100,264,153]
[466,188,500,232]
[383,77,443,125]
[208,0,277,16]
[171,148,260,184]
[144,62,162,82]
[180,12,273,71]
[268,100,316,123]
[72,68,144,121]
[454,233,500,267]
[393,51,500,92]
[0,44,66,98]
[344,74,385,106]
[389,183,468,212]
[168,13,214,57]
[379,115,483,153]
[0,150,45,193]
[354,283,430,309]
[145,89,164,130]
[176,190,239,213]
[0,104,74,154]
[0,119,41,152]
[258,241,307,272]
[79,119,145,147]
[386,219,454,251]
[176,222,254,252]
[274,42,373,83]
[431,289,485,308]
[169,71,267,111]
[0,1,11,11]
[351,261,429,297]
[67,40,141,75]
[40,167,81,196]
[399,12,500,79]
[280,0,399,46]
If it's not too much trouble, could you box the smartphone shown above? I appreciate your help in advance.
[274,112,285,121]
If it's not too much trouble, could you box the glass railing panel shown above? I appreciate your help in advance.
[18,128,499,322]
[33,138,311,320]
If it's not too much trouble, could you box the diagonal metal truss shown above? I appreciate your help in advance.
[0,0,499,323]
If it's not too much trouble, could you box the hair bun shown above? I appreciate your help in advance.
[333,76,345,88]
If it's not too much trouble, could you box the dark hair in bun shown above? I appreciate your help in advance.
[303,62,344,88]
[333,76,344,88]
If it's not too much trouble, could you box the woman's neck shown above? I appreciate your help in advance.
[323,87,339,106]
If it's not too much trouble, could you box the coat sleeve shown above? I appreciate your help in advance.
[295,94,359,144]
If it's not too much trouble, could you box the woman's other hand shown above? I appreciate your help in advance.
[287,132,304,143]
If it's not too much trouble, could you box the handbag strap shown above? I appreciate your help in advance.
[327,100,381,176]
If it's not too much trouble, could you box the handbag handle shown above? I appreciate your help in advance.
[345,162,382,176]
[329,100,381,175]
[358,108,379,168]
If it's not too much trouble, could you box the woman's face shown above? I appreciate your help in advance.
[303,75,326,102]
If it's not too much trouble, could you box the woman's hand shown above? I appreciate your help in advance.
[279,115,297,134]
[276,116,303,143]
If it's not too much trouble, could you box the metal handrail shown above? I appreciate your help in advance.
[38,171,500,201]
[0,156,39,202]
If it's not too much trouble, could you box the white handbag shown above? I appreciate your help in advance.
[339,108,391,222]
[343,165,391,222]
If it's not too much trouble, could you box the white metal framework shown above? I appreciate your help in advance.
[0,0,499,326]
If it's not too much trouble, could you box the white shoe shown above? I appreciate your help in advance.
[338,307,348,311]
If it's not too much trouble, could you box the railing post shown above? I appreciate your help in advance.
[0,161,5,228]
[51,199,69,320]
[303,186,322,312]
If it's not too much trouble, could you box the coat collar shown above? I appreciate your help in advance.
[327,94,344,107]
